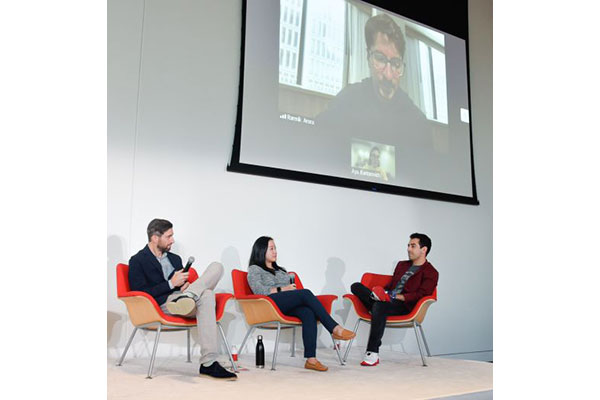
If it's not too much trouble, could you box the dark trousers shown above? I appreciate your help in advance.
[269,289,338,358]
[350,282,410,353]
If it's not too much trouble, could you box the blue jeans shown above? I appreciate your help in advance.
[269,289,338,358]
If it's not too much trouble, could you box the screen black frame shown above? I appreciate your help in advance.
[228,0,479,205]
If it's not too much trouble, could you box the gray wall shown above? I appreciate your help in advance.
[108,0,492,361]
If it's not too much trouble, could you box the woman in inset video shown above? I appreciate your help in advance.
[363,146,388,181]
[247,236,356,371]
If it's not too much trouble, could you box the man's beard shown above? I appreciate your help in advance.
[377,79,396,99]
[158,243,171,253]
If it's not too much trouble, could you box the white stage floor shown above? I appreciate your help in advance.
[108,348,492,400]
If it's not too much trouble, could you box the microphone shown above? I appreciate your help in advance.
[182,256,195,272]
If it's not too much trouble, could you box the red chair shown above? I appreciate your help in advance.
[231,269,343,369]
[116,263,237,378]
[342,273,437,366]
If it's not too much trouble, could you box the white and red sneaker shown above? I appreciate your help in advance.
[361,351,379,366]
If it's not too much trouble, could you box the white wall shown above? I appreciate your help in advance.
[108,0,492,362]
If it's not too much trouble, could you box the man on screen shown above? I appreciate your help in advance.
[128,218,237,380]
[349,233,438,366]
[317,14,432,156]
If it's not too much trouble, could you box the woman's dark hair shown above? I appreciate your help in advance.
[249,236,286,275]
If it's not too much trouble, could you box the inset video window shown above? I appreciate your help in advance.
[351,139,395,182]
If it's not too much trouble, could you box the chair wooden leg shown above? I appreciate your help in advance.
[271,322,281,370]
[418,323,432,357]
[117,326,138,366]
[290,327,296,357]
[240,326,255,355]
[343,319,361,363]
[186,328,191,363]
[413,321,427,367]
[218,322,238,373]
[146,324,163,378]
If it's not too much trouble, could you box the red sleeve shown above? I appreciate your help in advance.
[402,266,439,304]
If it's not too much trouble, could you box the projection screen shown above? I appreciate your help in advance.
[228,0,478,205]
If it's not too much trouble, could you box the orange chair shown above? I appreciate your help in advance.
[231,269,343,370]
[342,273,437,366]
[116,263,237,378]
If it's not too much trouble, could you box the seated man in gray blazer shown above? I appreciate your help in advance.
[128,218,236,380]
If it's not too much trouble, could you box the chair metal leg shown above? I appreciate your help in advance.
[290,327,296,357]
[343,319,361,363]
[218,322,238,373]
[186,328,191,363]
[413,321,427,367]
[331,335,345,365]
[271,322,281,370]
[417,323,431,357]
[147,324,163,378]
[117,326,138,366]
[240,325,255,355]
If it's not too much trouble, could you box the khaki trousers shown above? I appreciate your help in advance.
[161,262,224,364]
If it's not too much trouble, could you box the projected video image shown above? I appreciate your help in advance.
[278,0,448,126]
[351,139,395,182]
[235,0,476,201]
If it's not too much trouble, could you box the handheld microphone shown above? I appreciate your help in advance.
[183,256,195,273]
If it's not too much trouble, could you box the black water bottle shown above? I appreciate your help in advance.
[256,335,265,368]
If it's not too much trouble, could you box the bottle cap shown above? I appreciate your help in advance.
[258,335,262,340]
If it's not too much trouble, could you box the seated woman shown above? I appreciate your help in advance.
[247,236,356,372]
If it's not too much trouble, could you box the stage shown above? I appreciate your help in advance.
[108,347,492,399]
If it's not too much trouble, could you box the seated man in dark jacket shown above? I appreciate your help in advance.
[350,233,438,366]
[128,218,236,380]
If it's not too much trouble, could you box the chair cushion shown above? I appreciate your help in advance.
[343,290,437,323]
